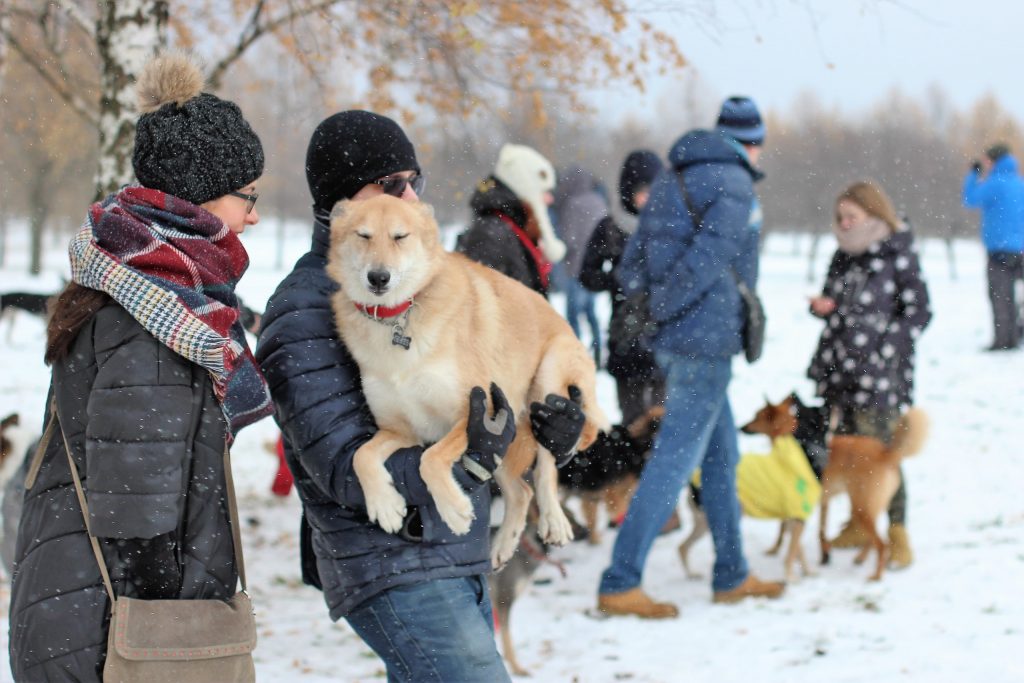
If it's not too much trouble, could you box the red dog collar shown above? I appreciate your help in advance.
[354,299,414,320]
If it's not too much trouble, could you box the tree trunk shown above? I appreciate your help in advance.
[28,161,53,276]
[94,0,168,200]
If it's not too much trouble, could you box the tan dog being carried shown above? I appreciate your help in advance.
[325,195,609,567]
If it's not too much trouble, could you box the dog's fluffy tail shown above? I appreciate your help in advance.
[885,408,928,463]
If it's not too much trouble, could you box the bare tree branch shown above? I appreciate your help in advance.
[1,28,98,124]
[207,0,343,89]
[53,0,94,38]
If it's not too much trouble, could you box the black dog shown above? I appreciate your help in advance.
[558,405,662,545]
[0,292,51,317]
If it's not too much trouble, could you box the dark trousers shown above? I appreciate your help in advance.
[833,406,907,525]
[615,372,666,427]
[987,252,1024,348]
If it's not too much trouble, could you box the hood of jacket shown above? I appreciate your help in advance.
[668,129,763,181]
[469,175,528,228]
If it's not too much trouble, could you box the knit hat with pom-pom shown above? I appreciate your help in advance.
[131,52,264,205]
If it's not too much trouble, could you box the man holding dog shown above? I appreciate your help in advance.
[597,96,785,618]
[255,110,585,682]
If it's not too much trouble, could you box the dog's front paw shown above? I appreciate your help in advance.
[435,490,475,535]
[538,507,574,546]
[367,485,408,534]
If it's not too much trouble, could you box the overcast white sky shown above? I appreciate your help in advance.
[606,0,1022,124]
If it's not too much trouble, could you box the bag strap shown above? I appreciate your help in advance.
[674,168,747,290]
[52,401,248,603]
[24,397,57,490]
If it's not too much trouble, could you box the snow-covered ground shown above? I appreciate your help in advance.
[0,223,1021,682]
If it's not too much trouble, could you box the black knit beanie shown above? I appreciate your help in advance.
[305,110,420,214]
[132,54,264,206]
[619,150,663,215]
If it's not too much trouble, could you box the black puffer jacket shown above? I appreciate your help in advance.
[456,176,548,295]
[579,217,658,381]
[9,304,237,682]
[807,229,932,412]
[255,219,491,622]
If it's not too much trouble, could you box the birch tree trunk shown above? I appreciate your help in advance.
[95,0,167,200]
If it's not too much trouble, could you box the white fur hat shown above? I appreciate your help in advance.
[493,143,566,263]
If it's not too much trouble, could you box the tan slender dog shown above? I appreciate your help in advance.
[325,195,609,567]
[819,408,928,581]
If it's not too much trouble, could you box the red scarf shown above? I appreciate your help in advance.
[496,213,551,290]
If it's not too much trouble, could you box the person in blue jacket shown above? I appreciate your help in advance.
[255,111,585,683]
[962,143,1024,350]
[596,96,785,618]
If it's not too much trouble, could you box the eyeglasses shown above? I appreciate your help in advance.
[372,172,425,198]
[229,190,259,214]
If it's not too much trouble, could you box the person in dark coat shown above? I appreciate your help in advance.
[579,150,665,425]
[807,180,932,567]
[552,166,605,363]
[255,112,584,683]
[456,143,565,296]
[8,53,272,682]
[597,97,786,619]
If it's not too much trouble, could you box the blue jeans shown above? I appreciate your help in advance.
[599,354,749,594]
[554,266,601,356]
[345,576,510,683]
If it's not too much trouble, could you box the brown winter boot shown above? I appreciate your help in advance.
[712,574,786,604]
[888,524,914,569]
[830,519,870,548]
[597,588,679,619]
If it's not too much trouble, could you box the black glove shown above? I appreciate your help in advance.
[530,385,585,468]
[971,160,983,174]
[462,383,516,484]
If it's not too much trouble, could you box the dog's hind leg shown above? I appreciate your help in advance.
[766,522,786,556]
[535,447,574,546]
[354,431,420,533]
[854,510,887,581]
[581,494,601,545]
[783,520,812,582]
[491,432,536,569]
[677,494,707,580]
[420,417,475,535]
[818,493,832,566]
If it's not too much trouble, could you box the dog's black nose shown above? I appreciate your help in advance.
[367,270,391,290]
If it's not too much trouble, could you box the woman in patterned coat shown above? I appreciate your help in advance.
[807,180,932,567]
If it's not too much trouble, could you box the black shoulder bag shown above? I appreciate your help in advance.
[675,171,766,363]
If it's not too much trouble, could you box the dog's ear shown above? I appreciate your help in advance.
[0,413,18,430]
[329,200,350,223]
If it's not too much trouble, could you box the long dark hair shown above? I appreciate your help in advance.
[45,282,111,365]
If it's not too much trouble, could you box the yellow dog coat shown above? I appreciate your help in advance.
[692,435,821,520]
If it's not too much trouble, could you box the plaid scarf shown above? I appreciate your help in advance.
[68,186,272,437]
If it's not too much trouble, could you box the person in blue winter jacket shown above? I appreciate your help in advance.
[255,111,585,683]
[962,143,1024,350]
[596,96,785,619]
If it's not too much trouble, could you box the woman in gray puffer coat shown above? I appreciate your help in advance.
[8,54,271,682]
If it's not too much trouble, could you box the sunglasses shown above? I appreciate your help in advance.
[372,172,425,198]
[229,190,259,214]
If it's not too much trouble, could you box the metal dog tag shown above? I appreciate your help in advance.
[392,324,412,349]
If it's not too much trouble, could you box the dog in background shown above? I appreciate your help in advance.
[0,292,53,342]
[678,395,829,582]
[325,195,609,567]
[487,513,561,677]
[819,407,928,581]
[559,405,663,545]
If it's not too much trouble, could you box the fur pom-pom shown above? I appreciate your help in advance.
[136,52,205,113]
